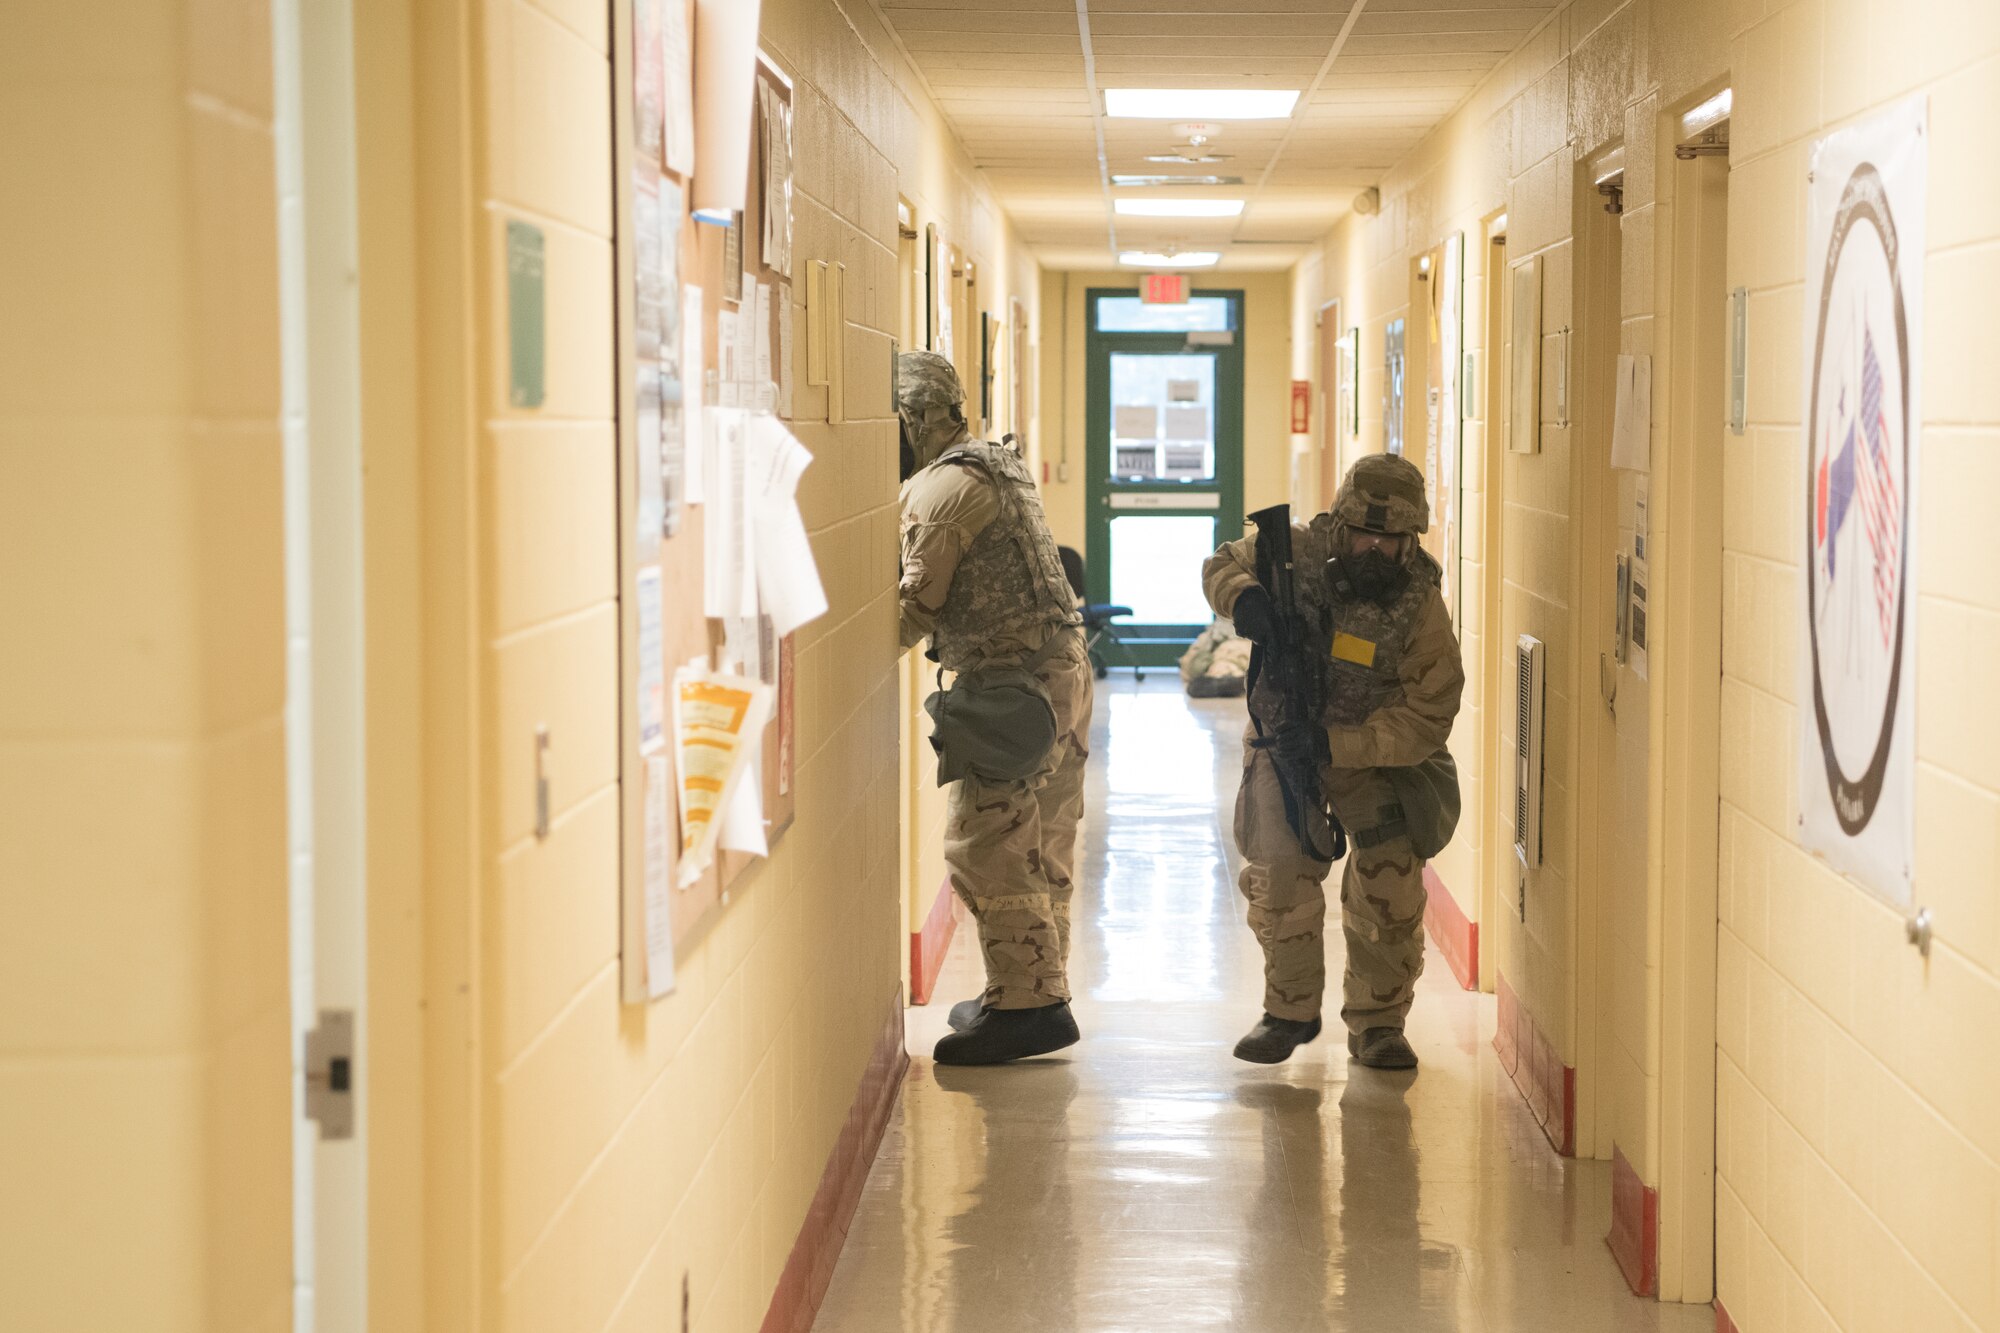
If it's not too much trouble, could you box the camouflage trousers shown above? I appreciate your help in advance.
[1233,730,1427,1032]
[945,631,1094,1010]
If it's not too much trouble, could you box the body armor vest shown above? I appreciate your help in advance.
[1321,546,1442,730]
[928,441,1078,673]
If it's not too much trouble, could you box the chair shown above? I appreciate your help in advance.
[1057,545,1143,682]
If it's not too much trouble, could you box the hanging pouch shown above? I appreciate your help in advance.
[923,631,1068,785]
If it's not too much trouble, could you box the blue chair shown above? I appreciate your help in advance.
[1057,545,1143,682]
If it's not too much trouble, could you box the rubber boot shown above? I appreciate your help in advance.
[1233,1013,1322,1064]
[947,997,984,1032]
[1347,1026,1418,1070]
[933,1002,1080,1066]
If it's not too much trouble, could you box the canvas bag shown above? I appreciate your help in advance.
[1384,747,1462,859]
[923,631,1067,785]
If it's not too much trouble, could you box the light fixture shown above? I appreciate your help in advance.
[1119,251,1220,268]
[690,0,765,219]
[1105,89,1300,120]
[1115,198,1244,218]
[1111,174,1244,188]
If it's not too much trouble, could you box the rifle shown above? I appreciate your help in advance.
[1245,504,1346,862]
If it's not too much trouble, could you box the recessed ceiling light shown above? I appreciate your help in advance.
[1115,198,1244,218]
[1111,174,1244,188]
[1119,251,1220,268]
[1105,89,1299,120]
[1144,151,1230,165]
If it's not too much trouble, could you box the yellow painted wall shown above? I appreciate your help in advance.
[0,2,293,1329]
[1038,269,1294,556]
[413,1,1039,1329]
[1299,1,2000,1328]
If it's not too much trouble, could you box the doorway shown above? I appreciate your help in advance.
[1084,288,1246,667]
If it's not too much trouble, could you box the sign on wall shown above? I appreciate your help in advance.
[1797,96,1925,906]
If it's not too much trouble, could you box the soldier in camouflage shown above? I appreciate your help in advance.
[1202,454,1464,1069]
[897,350,1093,1066]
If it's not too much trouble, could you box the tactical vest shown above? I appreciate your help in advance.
[1320,545,1442,729]
[927,441,1078,673]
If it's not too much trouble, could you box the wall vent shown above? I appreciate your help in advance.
[1514,634,1546,871]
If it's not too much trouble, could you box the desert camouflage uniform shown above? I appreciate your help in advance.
[899,353,1089,1011]
[1202,456,1464,1034]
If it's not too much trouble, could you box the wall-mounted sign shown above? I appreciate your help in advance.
[1142,273,1191,304]
[1798,95,1925,906]
[1290,379,1311,434]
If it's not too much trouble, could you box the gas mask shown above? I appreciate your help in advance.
[1330,545,1410,605]
[898,403,967,480]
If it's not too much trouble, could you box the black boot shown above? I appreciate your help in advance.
[1347,1026,1418,1070]
[1233,1013,1322,1064]
[947,997,985,1032]
[933,1002,1079,1065]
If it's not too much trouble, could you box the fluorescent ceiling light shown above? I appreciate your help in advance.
[1120,251,1220,268]
[1112,174,1243,188]
[1115,198,1244,218]
[1105,89,1299,120]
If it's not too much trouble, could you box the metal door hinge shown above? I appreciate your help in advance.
[304,1009,355,1140]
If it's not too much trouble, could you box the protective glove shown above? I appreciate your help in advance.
[1230,586,1277,644]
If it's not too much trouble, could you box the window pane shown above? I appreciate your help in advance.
[1109,516,1217,625]
[1109,353,1215,483]
[1094,295,1233,333]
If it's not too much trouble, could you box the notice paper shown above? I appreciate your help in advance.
[754,281,774,413]
[1168,377,1201,403]
[634,165,665,362]
[642,755,677,997]
[720,749,768,856]
[747,415,829,636]
[1115,445,1157,478]
[683,285,706,503]
[759,80,794,277]
[777,283,794,418]
[1114,404,1158,440]
[672,666,771,887]
[1164,404,1209,441]
[702,408,758,618]
[633,0,664,162]
[637,565,665,753]
[1611,354,1652,471]
[717,308,738,408]
[660,0,695,176]
[636,370,664,551]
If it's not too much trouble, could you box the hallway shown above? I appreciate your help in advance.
[817,680,1707,1332]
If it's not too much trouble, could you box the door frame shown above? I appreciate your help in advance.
[1083,287,1246,664]
[1652,102,1731,1304]
[1317,296,1342,512]
[1477,212,1508,990]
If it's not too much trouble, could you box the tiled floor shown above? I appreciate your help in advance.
[815,677,1711,1332]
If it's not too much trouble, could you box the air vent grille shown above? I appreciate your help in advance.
[1514,634,1546,870]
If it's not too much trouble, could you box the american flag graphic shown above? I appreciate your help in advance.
[1813,323,1902,646]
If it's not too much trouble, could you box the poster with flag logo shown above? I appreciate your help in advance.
[1798,98,1925,905]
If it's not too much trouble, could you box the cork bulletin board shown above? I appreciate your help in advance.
[614,0,800,1001]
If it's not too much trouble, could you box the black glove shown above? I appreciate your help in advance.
[1230,587,1277,643]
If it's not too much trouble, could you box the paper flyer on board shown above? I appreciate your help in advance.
[660,0,695,176]
[683,284,706,504]
[637,565,665,753]
[642,755,677,997]
[672,666,771,887]
[747,415,828,635]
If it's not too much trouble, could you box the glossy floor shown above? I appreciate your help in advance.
[815,678,1710,1332]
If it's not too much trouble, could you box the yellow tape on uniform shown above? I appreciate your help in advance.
[1332,632,1377,667]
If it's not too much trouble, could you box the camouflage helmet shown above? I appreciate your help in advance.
[897,350,965,419]
[1332,453,1429,535]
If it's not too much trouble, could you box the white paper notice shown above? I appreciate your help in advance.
[719,750,768,856]
[737,281,759,403]
[747,415,829,636]
[660,0,695,177]
[683,285,706,503]
[1114,404,1158,440]
[1611,354,1652,471]
[1168,378,1201,403]
[754,282,774,412]
[1164,404,1209,441]
[759,81,794,278]
[703,408,757,618]
[642,756,677,997]
[636,370,664,550]
[777,284,794,419]
[716,308,739,409]
[637,565,665,753]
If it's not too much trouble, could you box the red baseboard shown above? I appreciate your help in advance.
[1608,1144,1660,1296]
[1493,971,1575,1156]
[1422,865,1479,990]
[1715,1299,1739,1333]
[909,876,958,1005]
[759,987,910,1333]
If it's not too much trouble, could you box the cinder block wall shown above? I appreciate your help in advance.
[0,2,293,1330]
[431,2,1040,1329]
[1297,1,2000,1328]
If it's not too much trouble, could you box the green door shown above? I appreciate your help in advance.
[1085,288,1246,668]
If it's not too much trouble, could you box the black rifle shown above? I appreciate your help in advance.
[1245,504,1346,862]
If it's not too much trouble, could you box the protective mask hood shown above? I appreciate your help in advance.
[1330,546,1410,605]
[899,404,967,477]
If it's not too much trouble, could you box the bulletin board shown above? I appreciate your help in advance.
[614,1,803,1002]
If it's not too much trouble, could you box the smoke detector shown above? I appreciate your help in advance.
[1146,122,1233,165]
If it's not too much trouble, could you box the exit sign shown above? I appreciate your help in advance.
[1141,273,1191,304]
